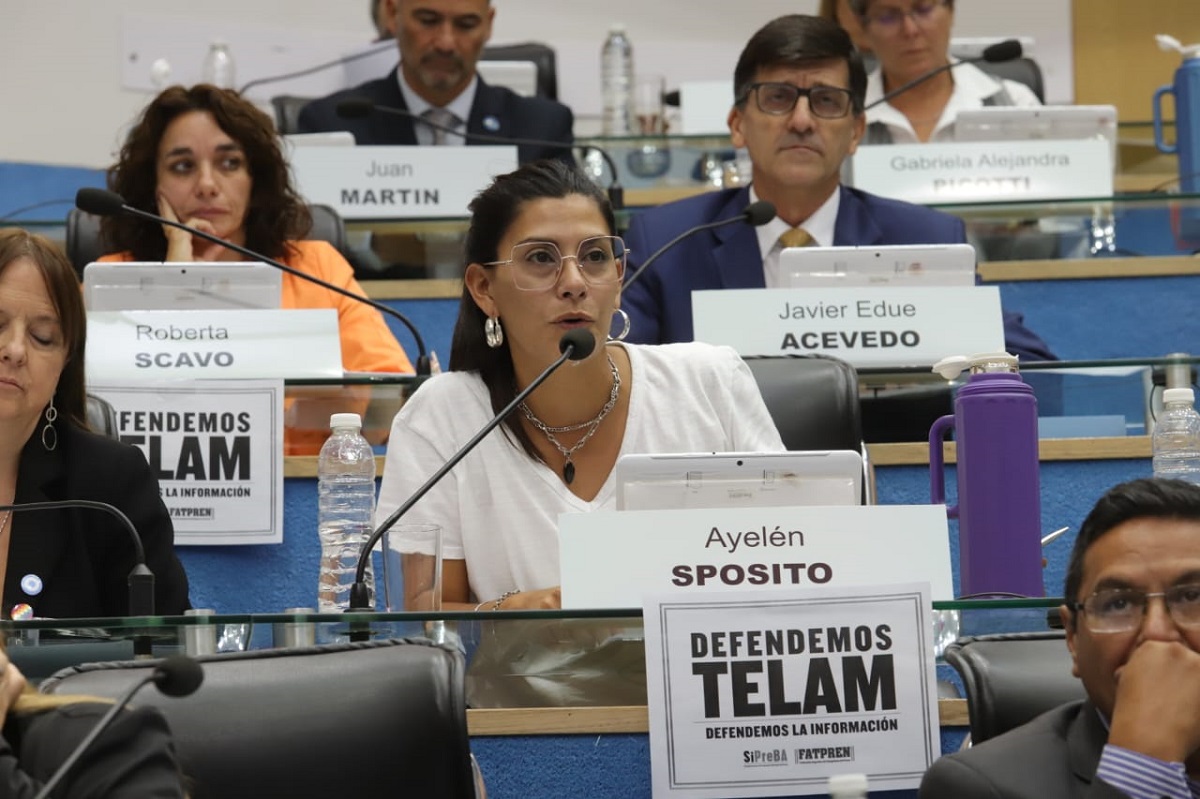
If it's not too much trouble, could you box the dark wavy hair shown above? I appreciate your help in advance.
[1064,478,1200,628]
[102,84,311,261]
[0,229,88,430]
[734,15,867,114]
[449,159,616,460]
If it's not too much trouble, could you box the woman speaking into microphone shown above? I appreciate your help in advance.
[376,160,784,612]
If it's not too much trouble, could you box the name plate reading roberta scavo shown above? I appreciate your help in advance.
[850,139,1113,204]
[289,144,519,219]
[692,286,1002,367]
[558,505,952,609]
[86,309,344,381]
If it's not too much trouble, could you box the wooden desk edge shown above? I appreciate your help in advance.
[466,699,968,736]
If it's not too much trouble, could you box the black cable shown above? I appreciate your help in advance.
[0,198,75,223]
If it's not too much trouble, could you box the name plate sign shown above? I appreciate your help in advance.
[289,145,518,219]
[850,139,1113,204]
[559,505,952,609]
[643,583,940,797]
[692,286,1002,367]
[86,309,343,381]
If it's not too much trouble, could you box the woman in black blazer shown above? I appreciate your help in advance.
[0,229,190,619]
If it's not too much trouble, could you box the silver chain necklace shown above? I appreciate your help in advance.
[520,353,621,485]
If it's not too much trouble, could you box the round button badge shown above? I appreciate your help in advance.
[20,574,43,597]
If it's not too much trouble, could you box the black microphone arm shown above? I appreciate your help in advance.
[0,500,153,617]
[32,656,203,799]
[238,41,395,95]
[347,328,597,610]
[74,188,432,376]
[335,97,625,210]
[621,200,777,290]
[865,39,1023,111]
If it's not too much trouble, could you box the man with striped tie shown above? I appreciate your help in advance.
[621,14,1053,361]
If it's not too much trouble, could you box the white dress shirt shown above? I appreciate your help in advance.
[395,68,479,146]
[751,185,841,288]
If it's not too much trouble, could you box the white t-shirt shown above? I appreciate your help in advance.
[864,60,1041,144]
[376,342,785,602]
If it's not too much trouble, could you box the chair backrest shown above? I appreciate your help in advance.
[65,204,347,278]
[85,393,118,438]
[943,631,1086,745]
[976,57,1045,103]
[742,355,863,452]
[272,94,315,136]
[481,42,559,100]
[41,638,477,799]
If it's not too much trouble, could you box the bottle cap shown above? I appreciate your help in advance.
[329,412,363,430]
[609,23,627,33]
[1164,387,1196,404]
[1157,34,1200,61]
[932,353,1018,380]
[828,773,869,797]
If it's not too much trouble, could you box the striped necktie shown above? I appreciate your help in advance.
[420,107,460,145]
[778,227,814,249]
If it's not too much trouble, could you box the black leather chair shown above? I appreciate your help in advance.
[943,631,1085,746]
[977,57,1045,103]
[481,42,559,100]
[742,354,872,502]
[271,94,314,136]
[41,638,479,799]
[85,393,118,438]
[65,204,348,278]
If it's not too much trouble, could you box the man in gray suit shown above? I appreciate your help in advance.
[921,478,1200,798]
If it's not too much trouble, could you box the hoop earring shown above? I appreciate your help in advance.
[609,308,631,342]
[41,397,58,452]
[484,316,504,348]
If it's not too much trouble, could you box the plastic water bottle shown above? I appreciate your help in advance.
[317,413,376,611]
[1152,387,1200,483]
[601,25,634,136]
[202,40,236,88]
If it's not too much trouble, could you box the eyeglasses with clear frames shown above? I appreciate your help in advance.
[741,83,855,119]
[482,235,628,291]
[863,0,950,32]
[1072,583,1200,633]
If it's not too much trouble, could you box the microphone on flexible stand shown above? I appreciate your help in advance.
[238,41,395,95]
[32,656,204,799]
[0,500,154,618]
[74,188,433,376]
[865,39,1024,111]
[622,200,777,290]
[334,97,626,210]
[346,328,597,614]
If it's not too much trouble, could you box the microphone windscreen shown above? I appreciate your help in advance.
[559,329,596,361]
[153,656,204,697]
[743,201,777,227]
[75,188,126,217]
[336,97,376,119]
[982,39,1022,62]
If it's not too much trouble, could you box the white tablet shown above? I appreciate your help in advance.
[83,261,283,311]
[780,243,977,288]
[615,450,863,511]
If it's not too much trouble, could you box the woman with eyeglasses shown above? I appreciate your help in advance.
[849,0,1040,143]
[376,160,783,611]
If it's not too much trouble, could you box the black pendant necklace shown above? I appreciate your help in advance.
[563,460,576,485]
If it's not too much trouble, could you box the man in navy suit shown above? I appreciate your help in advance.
[622,15,1054,361]
[298,0,574,165]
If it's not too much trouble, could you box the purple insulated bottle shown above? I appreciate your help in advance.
[929,354,1043,597]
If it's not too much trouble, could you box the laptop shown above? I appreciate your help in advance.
[780,243,977,288]
[83,261,283,311]
[615,450,863,511]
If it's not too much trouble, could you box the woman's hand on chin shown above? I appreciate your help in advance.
[157,193,225,262]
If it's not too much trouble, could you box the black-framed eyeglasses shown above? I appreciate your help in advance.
[482,235,628,291]
[863,0,950,32]
[739,83,855,119]
[1071,583,1200,633]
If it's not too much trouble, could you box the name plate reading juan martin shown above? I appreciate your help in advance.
[289,145,519,219]
[849,139,1113,204]
[86,309,344,381]
[692,286,1003,367]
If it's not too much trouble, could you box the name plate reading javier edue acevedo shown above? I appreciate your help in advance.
[288,145,518,219]
[850,139,1113,204]
[691,286,1003,367]
[85,309,344,381]
[642,583,941,797]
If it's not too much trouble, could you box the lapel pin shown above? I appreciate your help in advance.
[20,574,43,597]
[483,115,501,132]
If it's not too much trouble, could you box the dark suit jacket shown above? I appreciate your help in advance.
[297,70,575,165]
[621,185,1056,362]
[8,423,191,619]
[1,704,185,797]
[920,700,1132,798]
